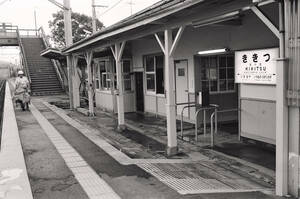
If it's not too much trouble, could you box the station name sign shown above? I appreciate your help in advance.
[235,48,279,85]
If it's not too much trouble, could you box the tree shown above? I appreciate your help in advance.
[48,11,104,48]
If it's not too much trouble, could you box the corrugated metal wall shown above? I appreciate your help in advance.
[286,0,300,106]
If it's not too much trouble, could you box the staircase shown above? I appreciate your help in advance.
[20,38,64,95]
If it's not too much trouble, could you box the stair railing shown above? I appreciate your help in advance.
[17,28,32,90]
[38,27,66,91]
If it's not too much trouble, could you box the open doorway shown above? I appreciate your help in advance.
[135,72,144,112]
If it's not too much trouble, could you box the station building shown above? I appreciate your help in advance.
[54,0,299,197]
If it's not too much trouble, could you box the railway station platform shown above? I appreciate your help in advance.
[0,82,290,198]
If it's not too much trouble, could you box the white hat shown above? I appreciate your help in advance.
[18,70,24,75]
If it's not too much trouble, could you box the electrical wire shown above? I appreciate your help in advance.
[98,0,125,17]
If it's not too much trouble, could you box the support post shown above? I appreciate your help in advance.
[72,55,80,109]
[252,2,289,196]
[111,42,126,129]
[67,55,73,109]
[63,0,73,109]
[288,107,299,196]
[85,51,95,116]
[285,0,299,197]
[154,27,185,156]
[276,1,288,196]
[276,57,289,196]
[165,29,177,156]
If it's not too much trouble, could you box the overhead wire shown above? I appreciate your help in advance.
[98,0,125,17]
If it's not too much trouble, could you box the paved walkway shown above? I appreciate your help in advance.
[30,103,120,199]
[30,99,198,199]
[44,101,274,193]
[29,96,285,198]
[6,91,289,199]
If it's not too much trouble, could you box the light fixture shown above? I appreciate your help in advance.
[192,11,241,28]
[198,48,229,55]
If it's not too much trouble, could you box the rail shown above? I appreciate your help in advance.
[17,29,32,86]
[195,104,218,142]
[179,103,199,139]
[0,24,39,37]
[18,29,39,37]
[179,104,240,146]
[38,27,65,91]
[210,110,217,147]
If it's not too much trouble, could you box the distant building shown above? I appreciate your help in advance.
[0,65,10,79]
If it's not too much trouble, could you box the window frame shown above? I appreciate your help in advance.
[144,53,165,96]
[200,53,236,94]
[121,59,133,92]
[94,58,133,92]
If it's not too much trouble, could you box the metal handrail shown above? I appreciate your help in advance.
[217,108,238,113]
[195,104,219,142]
[210,110,217,147]
[180,103,199,139]
[17,29,32,87]
[38,27,65,91]
[38,27,51,47]
[18,28,39,37]
[176,101,197,106]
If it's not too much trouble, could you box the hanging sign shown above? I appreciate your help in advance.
[235,48,279,84]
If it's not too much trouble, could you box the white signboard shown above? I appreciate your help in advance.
[235,48,279,84]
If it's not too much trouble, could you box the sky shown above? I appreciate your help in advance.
[0,0,160,63]
[0,0,160,33]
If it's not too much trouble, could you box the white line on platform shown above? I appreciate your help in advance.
[30,103,121,199]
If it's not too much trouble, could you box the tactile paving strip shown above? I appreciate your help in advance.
[30,103,121,199]
[138,163,267,194]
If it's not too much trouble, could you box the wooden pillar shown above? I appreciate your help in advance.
[164,29,177,156]
[154,27,185,156]
[67,55,73,109]
[84,51,95,116]
[72,55,80,109]
[111,42,126,129]
[276,1,289,196]
[285,0,300,197]
[252,4,289,195]
[276,58,289,196]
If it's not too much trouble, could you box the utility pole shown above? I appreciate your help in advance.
[92,0,97,33]
[62,0,74,109]
[34,9,37,36]
[91,0,107,34]
[127,0,134,15]
[47,0,73,45]
[63,0,72,46]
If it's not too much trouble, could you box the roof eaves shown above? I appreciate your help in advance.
[63,0,198,53]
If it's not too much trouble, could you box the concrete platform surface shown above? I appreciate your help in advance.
[0,83,33,199]
[38,97,280,197]
[4,91,292,199]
